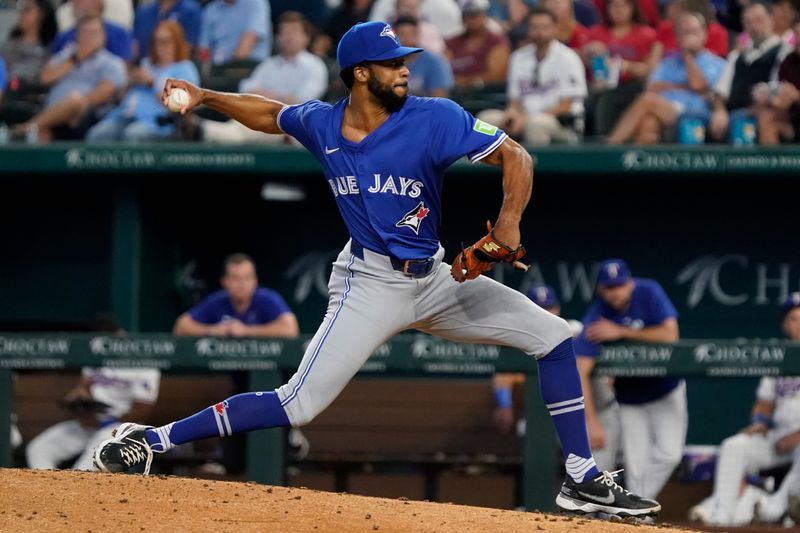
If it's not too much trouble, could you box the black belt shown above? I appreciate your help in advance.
[350,239,436,277]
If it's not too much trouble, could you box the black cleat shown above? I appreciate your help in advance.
[556,470,661,518]
[93,423,154,475]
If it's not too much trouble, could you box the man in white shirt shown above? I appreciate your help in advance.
[478,6,587,145]
[26,367,161,470]
[370,0,463,39]
[201,10,328,143]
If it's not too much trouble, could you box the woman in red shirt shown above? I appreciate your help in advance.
[543,0,591,50]
[581,0,660,135]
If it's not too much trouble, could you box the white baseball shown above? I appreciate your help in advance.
[167,88,190,113]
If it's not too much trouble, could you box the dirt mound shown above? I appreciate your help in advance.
[0,468,695,532]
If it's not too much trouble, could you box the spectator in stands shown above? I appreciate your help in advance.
[581,0,659,136]
[543,0,591,50]
[1,0,57,87]
[86,21,198,142]
[56,0,134,32]
[26,317,160,471]
[52,0,133,61]
[394,16,453,97]
[174,253,299,338]
[755,17,800,144]
[371,0,463,39]
[13,16,126,143]
[445,0,510,91]
[709,2,785,143]
[315,0,374,58]
[592,0,660,27]
[198,0,272,66]
[201,11,327,144]
[688,292,800,526]
[390,0,445,54]
[608,12,726,144]
[735,0,797,50]
[132,0,202,61]
[270,0,329,33]
[656,0,728,59]
[478,7,587,144]
[575,259,684,501]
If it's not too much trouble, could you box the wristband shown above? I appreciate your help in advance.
[751,414,773,428]
[494,387,513,409]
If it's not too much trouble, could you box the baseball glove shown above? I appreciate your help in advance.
[450,221,528,282]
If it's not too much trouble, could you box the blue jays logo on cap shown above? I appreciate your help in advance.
[596,259,632,288]
[337,21,424,70]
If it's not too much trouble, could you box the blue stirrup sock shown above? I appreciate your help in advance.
[144,391,290,453]
[537,337,600,483]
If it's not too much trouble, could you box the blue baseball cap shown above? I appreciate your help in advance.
[337,21,423,70]
[596,259,632,288]
[526,284,560,308]
[781,291,800,317]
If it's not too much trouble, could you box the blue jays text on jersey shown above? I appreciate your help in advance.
[277,96,508,260]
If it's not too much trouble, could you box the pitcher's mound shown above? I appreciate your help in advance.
[0,468,694,532]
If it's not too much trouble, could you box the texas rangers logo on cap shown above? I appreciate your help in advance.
[379,25,399,44]
[395,202,430,234]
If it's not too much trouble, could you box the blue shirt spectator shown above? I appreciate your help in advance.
[199,0,272,65]
[133,0,202,59]
[174,254,299,338]
[189,288,290,325]
[52,19,133,61]
[86,58,199,141]
[650,49,726,118]
[408,51,454,97]
[575,277,680,404]
[45,45,127,108]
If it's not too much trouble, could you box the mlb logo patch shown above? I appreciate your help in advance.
[473,119,497,136]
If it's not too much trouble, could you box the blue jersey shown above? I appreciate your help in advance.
[574,278,680,405]
[188,288,291,325]
[277,96,508,259]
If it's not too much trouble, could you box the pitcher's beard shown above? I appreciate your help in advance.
[367,76,407,112]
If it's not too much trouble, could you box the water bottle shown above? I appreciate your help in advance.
[25,123,38,144]
[730,114,756,145]
[0,123,9,145]
[591,54,609,89]
[678,117,705,144]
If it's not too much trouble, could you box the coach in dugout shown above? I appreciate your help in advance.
[174,253,299,338]
[574,259,684,501]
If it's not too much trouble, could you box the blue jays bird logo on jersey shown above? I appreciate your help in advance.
[395,202,430,234]
[380,25,399,45]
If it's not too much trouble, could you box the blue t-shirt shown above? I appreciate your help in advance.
[650,50,726,118]
[52,21,133,61]
[277,96,508,259]
[199,0,271,64]
[574,278,680,405]
[133,0,202,58]
[408,51,454,96]
[188,287,291,325]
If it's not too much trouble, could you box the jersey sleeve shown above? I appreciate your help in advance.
[756,377,776,402]
[256,289,292,323]
[276,100,327,153]
[645,281,679,323]
[187,295,221,324]
[574,305,602,357]
[430,98,508,168]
